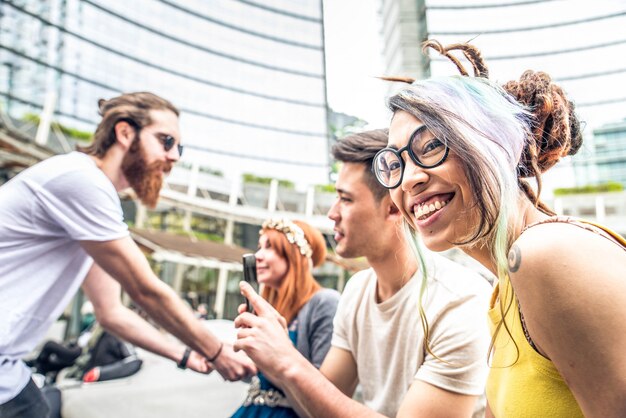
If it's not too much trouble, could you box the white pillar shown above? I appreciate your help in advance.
[214,268,229,319]
[183,212,193,232]
[172,262,185,294]
[595,195,606,223]
[36,0,60,147]
[223,176,240,246]
[135,203,147,229]
[183,161,200,231]
[214,176,241,319]
[268,179,278,213]
[187,161,200,197]
[35,92,56,146]
[305,185,315,217]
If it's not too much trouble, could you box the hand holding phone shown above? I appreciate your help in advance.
[242,253,258,313]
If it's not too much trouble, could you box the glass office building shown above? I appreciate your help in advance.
[579,120,626,188]
[0,0,330,185]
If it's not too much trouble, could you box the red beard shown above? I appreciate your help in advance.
[121,140,172,209]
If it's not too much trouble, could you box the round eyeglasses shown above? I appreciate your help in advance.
[372,125,449,189]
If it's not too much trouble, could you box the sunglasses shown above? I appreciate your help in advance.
[122,118,183,157]
[158,134,183,157]
[372,125,449,189]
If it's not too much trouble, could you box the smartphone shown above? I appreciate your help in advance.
[242,253,258,313]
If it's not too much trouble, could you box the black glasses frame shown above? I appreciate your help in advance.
[372,125,449,189]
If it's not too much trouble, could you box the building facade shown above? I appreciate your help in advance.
[574,119,626,188]
[377,0,429,98]
[0,0,330,185]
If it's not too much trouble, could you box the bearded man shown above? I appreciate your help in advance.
[0,92,255,418]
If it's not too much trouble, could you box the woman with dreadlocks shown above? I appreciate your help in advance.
[373,40,626,417]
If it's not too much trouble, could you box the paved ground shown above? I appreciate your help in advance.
[59,320,249,418]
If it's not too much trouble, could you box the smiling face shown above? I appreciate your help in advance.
[388,110,478,252]
[255,232,289,289]
[121,109,181,208]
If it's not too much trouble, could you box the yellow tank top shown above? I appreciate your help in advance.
[486,218,626,418]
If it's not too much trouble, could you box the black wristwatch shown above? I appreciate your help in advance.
[178,347,191,369]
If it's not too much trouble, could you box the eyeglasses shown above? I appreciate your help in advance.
[158,134,183,157]
[373,125,449,189]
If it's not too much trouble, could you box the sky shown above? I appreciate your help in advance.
[323,0,626,133]
[323,0,390,128]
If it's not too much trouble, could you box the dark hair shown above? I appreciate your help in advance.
[78,92,179,157]
[331,129,389,202]
[502,70,582,212]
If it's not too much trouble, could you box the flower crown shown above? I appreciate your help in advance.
[261,219,313,259]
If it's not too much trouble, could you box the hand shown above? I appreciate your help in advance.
[233,281,299,382]
[185,350,213,374]
[210,342,257,382]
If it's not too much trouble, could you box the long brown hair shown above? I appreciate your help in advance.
[260,220,326,324]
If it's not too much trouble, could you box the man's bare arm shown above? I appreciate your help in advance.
[319,347,358,397]
[82,262,211,373]
[81,237,255,380]
[235,282,478,418]
[283,335,358,416]
[396,380,478,418]
[234,283,381,417]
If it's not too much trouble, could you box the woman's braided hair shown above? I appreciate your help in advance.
[383,40,583,212]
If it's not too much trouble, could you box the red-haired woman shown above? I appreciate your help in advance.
[231,219,339,418]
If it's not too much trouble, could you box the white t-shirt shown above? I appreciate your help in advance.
[0,152,128,403]
[332,253,492,417]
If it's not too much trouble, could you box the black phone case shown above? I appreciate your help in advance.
[242,253,257,313]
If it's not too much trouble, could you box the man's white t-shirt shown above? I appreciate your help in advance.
[0,152,128,403]
[332,253,492,417]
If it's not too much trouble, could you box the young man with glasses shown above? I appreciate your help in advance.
[235,129,492,418]
[0,92,255,418]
